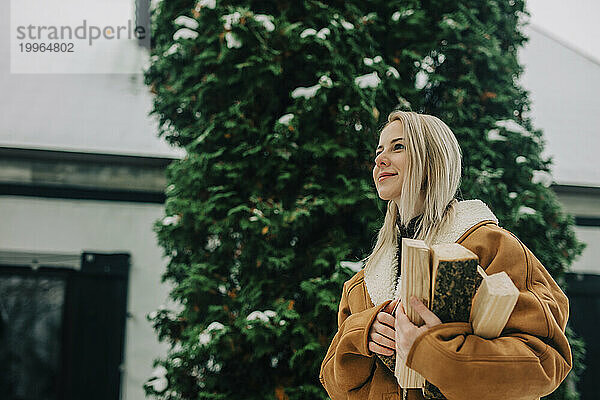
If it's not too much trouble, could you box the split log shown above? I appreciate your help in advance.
[470,265,519,339]
[421,243,482,400]
[395,238,431,389]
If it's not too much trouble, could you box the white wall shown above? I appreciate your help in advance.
[518,21,600,276]
[570,227,600,274]
[526,0,600,66]
[0,0,182,158]
[0,195,172,400]
[519,24,600,187]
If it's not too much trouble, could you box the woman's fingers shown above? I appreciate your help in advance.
[376,310,395,328]
[395,304,413,336]
[410,296,442,327]
[382,298,399,314]
[373,319,395,341]
[370,331,395,350]
[368,340,395,357]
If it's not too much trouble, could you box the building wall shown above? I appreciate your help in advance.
[567,227,600,274]
[519,24,600,275]
[518,24,600,187]
[0,195,173,400]
[0,0,181,159]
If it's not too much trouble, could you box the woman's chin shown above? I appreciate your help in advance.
[376,189,401,201]
[376,191,392,201]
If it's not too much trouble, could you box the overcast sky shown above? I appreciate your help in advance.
[527,0,600,64]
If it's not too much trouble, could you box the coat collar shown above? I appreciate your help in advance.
[363,199,498,306]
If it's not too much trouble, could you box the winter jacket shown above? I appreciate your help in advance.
[319,199,572,400]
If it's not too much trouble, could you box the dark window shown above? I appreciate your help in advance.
[0,253,130,400]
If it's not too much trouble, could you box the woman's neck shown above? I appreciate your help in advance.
[396,213,422,238]
[393,191,425,220]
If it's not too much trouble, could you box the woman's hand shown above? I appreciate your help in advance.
[368,299,399,356]
[394,296,442,360]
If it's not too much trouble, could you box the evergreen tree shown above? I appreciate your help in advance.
[144,1,585,399]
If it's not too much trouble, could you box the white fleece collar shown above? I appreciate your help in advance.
[363,199,498,306]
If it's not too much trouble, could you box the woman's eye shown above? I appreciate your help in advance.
[374,144,404,160]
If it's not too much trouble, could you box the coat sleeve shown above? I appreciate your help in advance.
[319,279,392,399]
[404,225,573,400]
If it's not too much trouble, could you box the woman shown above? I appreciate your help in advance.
[319,110,572,400]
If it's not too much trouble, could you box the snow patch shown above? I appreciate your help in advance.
[532,170,553,187]
[152,365,167,378]
[195,0,216,10]
[487,129,506,141]
[277,113,294,124]
[361,12,378,23]
[317,28,330,39]
[442,18,458,28]
[355,72,381,88]
[300,27,330,39]
[206,356,222,372]
[300,28,317,38]
[225,32,242,48]
[319,75,333,88]
[415,70,429,90]
[206,321,225,332]
[518,206,536,215]
[340,19,354,30]
[222,12,242,30]
[386,66,400,79]
[162,215,181,226]
[291,84,320,99]
[515,156,527,164]
[148,377,168,392]
[420,55,435,73]
[247,310,276,322]
[174,16,199,30]
[495,119,530,136]
[205,235,221,252]
[198,332,211,345]
[254,14,275,32]
[363,56,382,66]
[147,366,169,392]
[173,28,198,40]
[392,9,414,21]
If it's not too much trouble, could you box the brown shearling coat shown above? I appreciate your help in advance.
[319,215,572,400]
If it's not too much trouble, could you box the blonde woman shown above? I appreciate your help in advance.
[319,110,572,400]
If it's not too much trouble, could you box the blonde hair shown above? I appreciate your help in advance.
[361,110,462,272]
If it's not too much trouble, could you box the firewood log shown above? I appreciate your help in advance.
[395,238,431,389]
[421,243,482,400]
[470,265,519,339]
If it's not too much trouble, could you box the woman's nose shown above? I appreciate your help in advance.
[375,152,388,166]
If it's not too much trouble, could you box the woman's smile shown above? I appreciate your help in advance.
[378,173,398,182]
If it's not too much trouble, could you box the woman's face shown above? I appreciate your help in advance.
[372,120,408,201]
